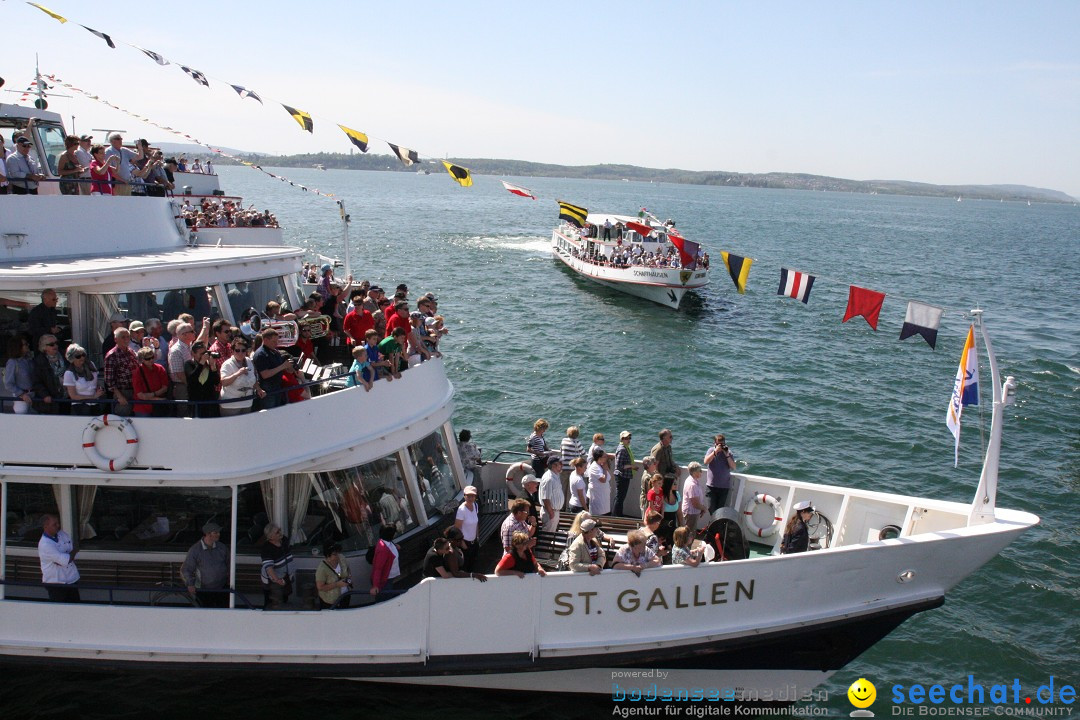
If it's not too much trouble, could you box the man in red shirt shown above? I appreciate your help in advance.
[342,291,374,345]
[384,300,411,338]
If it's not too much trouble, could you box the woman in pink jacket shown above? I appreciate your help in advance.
[369,525,400,595]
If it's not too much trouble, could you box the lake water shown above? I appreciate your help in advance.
[4,168,1076,718]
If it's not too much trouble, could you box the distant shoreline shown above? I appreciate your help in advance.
[190,149,1075,204]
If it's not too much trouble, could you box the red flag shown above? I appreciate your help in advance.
[625,221,653,237]
[842,285,886,330]
[667,232,699,268]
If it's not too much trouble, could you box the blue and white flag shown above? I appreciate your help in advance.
[945,325,980,466]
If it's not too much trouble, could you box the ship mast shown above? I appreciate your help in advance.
[968,310,1016,526]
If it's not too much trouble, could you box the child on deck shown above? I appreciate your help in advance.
[346,345,373,392]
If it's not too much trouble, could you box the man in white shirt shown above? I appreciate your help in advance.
[103,132,143,196]
[38,514,80,602]
[75,135,94,195]
[539,457,565,532]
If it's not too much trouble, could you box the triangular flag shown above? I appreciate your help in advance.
[720,251,753,294]
[230,85,262,104]
[282,105,313,133]
[180,66,209,87]
[667,231,699,268]
[842,285,886,330]
[80,25,115,48]
[501,181,535,199]
[338,124,369,152]
[387,143,419,166]
[557,201,588,228]
[136,47,169,66]
[442,161,473,187]
[899,301,944,349]
[946,325,980,466]
[27,3,67,23]
[777,268,816,304]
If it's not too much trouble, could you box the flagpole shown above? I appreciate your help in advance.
[339,201,351,283]
[967,310,1014,526]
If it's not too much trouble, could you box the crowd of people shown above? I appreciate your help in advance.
[1,127,215,197]
[4,272,446,417]
[179,198,279,229]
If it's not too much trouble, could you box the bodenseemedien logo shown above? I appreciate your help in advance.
[848,678,877,717]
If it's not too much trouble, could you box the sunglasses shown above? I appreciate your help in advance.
[72,353,87,359]
[44,342,58,347]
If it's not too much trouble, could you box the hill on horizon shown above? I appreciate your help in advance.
[210,150,1076,204]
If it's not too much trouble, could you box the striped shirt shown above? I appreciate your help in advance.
[527,432,548,457]
[561,437,585,466]
[260,539,293,584]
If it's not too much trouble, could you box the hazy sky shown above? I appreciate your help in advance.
[5,0,1079,197]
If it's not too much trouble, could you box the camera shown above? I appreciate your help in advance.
[209,351,220,359]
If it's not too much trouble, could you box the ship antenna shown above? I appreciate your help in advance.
[968,310,1016,526]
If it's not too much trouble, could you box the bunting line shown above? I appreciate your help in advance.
[21,1,474,188]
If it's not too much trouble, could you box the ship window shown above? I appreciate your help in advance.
[224,277,290,322]
[2,483,263,550]
[79,288,221,364]
[0,289,70,363]
[405,429,458,515]
[3,483,58,546]
[289,452,420,554]
[33,123,67,176]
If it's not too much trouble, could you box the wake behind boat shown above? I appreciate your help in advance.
[552,211,709,309]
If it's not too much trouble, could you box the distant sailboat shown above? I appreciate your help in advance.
[957,196,962,202]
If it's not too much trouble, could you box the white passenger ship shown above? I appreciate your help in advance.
[0,103,1038,699]
[551,213,709,309]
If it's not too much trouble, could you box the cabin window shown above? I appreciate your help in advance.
[224,277,290,322]
[405,429,457,515]
[33,123,67,176]
[3,483,58,546]
[79,288,221,364]
[289,452,420,554]
[2,483,262,550]
[0,289,70,363]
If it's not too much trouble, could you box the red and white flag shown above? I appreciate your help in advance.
[501,181,535,200]
[777,268,816,304]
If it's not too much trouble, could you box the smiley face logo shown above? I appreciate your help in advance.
[848,678,877,709]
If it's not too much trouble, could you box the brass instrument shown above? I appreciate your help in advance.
[297,314,332,339]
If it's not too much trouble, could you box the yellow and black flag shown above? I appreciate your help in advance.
[338,124,369,152]
[283,105,313,133]
[720,251,754,294]
[442,161,473,187]
[557,201,589,228]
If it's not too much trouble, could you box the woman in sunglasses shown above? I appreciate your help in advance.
[62,343,104,416]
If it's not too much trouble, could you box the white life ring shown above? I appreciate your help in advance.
[82,414,138,472]
[742,492,784,538]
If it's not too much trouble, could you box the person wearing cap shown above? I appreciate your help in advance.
[613,431,635,517]
[454,485,481,572]
[101,311,130,357]
[567,518,605,575]
[539,457,565,532]
[6,136,46,194]
[127,320,147,353]
[74,135,94,195]
[704,434,737,513]
[780,501,815,555]
[500,498,536,554]
[417,294,437,318]
[503,460,534,501]
[103,132,143,196]
[180,521,230,607]
[519,474,542,526]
